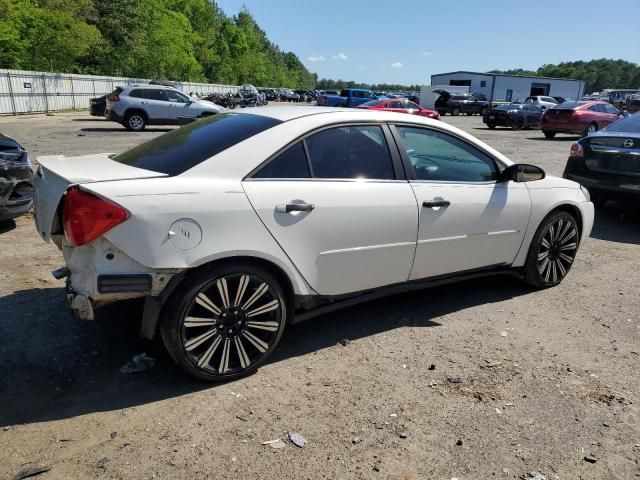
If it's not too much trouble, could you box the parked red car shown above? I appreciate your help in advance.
[540,101,625,138]
[357,98,440,120]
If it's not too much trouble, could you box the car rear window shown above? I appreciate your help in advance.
[113,113,282,176]
[496,104,521,110]
[604,113,640,133]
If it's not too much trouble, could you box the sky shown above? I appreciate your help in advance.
[215,0,640,85]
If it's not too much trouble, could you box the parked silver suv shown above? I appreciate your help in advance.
[105,85,225,131]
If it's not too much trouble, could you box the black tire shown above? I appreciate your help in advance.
[481,106,489,116]
[452,106,460,116]
[584,122,598,137]
[487,123,496,129]
[437,110,446,116]
[160,263,288,381]
[511,117,524,130]
[524,211,579,289]
[124,111,147,131]
[465,112,473,116]
[228,102,236,109]
[543,130,556,139]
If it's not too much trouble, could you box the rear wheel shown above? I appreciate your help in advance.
[543,130,556,138]
[524,211,579,288]
[511,117,524,130]
[452,106,460,116]
[465,112,473,116]
[487,123,496,129]
[160,263,288,381]
[124,112,146,131]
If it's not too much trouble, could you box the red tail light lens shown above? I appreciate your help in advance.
[107,95,119,102]
[63,187,129,246]
[569,142,584,158]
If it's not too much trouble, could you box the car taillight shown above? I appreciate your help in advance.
[107,95,119,102]
[569,142,584,158]
[63,187,129,246]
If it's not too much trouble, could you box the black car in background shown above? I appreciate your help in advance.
[563,113,640,204]
[483,103,544,129]
[90,95,107,116]
[0,133,34,222]
[434,90,490,116]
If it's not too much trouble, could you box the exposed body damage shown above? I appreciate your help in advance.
[0,133,34,221]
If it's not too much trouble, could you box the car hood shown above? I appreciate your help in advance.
[194,100,225,111]
[0,133,21,150]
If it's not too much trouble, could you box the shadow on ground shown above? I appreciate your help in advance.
[80,127,174,133]
[0,220,17,234]
[591,201,640,245]
[0,275,530,426]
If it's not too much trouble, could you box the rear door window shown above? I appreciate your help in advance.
[129,89,145,98]
[114,113,282,176]
[144,89,167,101]
[305,125,395,180]
[252,142,310,179]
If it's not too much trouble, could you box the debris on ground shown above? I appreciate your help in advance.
[351,437,361,444]
[455,439,463,446]
[374,423,384,430]
[399,432,408,439]
[524,472,546,480]
[262,439,286,449]
[96,457,109,469]
[110,431,117,439]
[338,339,350,346]
[288,432,308,448]
[501,331,508,337]
[584,455,597,463]
[13,465,51,480]
[119,353,155,374]
[3,426,11,431]
[448,376,462,384]
[428,364,436,370]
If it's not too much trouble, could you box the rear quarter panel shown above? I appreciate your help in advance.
[85,176,315,296]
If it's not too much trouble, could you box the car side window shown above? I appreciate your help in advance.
[166,90,190,103]
[593,104,607,113]
[406,102,421,109]
[253,142,310,179]
[144,89,166,101]
[395,126,498,182]
[604,104,619,114]
[388,101,403,108]
[524,105,540,111]
[129,89,145,98]
[305,125,395,180]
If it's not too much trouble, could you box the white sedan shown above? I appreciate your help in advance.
[33,107,594,381]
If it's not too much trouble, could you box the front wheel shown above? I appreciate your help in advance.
[451,106,460,116]
[160,263,288,381]
[584,122,598,137]
[124,112,146,131]
[543,130,556,138]
[524,211,579,288]
[487,123,496,129]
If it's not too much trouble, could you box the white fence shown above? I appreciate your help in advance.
[0,69,240,115]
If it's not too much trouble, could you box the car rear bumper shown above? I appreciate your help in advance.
[564,158,640,201]
[483,115,512,126]
[105,109,124,123]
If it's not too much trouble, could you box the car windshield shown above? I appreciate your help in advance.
[113,113,281,176]
[604,113,640,133]
[496,104,522,110]
[360,100,384,107]
[554,101,588,110]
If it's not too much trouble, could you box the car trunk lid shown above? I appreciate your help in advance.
[583,135,640,178]
[34,153,166,242]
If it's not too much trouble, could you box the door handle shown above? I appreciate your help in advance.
[275,202,314,213]
[423,200,450,208]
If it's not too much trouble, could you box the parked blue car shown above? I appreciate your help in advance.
[316,88,378,107]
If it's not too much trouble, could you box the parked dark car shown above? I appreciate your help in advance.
[483,104,543,129]
[0,133,34,222]
[259,89,278,101]
[626,94,640,113]
[278,88,300,102]
[540,101,626,138]
[90,95,107,116]
[434,90,490,116]
[563,113,640,204]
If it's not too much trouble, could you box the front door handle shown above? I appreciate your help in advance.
[423,200,451,208]
[275,202,315,213]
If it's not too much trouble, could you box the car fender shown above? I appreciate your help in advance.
[511,179,593,267]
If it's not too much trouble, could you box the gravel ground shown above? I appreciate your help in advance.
[0,110,639,480]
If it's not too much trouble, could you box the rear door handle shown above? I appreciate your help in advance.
[423,200,451,208]
[275,202,314,213]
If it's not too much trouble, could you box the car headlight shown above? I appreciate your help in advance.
[580,185,590,202]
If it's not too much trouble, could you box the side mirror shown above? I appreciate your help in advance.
[502,163,545,183]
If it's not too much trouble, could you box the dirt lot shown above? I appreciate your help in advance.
[0,110,639,480]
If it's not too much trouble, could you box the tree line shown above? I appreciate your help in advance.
[315,78,421,92]
[490,59,640,94]
[0,0,317,88]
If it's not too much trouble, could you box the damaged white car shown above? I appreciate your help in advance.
[33,107,594,381]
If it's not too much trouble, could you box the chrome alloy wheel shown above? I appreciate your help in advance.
[128,114,144,130]
[536,217,578,284]
[181,273,283,376]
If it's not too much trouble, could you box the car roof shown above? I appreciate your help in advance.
[123,84,177,90]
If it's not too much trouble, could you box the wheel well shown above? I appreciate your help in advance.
[188,256,295,310]
[124,109,148,122]
[550,204,583,237]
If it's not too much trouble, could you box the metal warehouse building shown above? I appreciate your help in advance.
[430,71,585,103]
